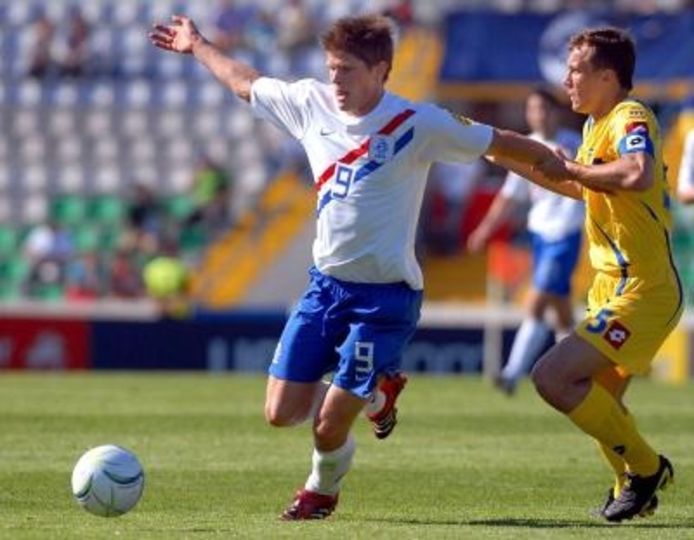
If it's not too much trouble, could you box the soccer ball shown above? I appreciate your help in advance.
[71,445,145,517]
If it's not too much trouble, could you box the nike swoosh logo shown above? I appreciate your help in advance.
[320,128,334,136]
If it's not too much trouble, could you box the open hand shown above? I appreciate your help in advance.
[149,15,203,54]
[533,150,571,182]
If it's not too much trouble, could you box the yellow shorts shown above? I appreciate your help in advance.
[575,272,683,375]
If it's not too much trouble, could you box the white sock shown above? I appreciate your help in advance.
[304,435,356,496]
[501,318,550,383]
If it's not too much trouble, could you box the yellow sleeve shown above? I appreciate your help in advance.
[612,103,655,158]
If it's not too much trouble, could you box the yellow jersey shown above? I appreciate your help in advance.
[573,99,683,371]
[576,99,676,284]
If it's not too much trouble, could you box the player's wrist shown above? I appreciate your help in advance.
[564,160,583,182]
[190,33,209,55]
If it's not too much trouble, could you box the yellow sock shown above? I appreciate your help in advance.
[598,442,626,497]
[597,411,642,495]
[569,383,659,477]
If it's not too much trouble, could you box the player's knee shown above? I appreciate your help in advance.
[531,356,559,403]
[264,403,303,427]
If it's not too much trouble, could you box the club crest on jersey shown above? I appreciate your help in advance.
[603,321,631,349]
[369,135,394,164]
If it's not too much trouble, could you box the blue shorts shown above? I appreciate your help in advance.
[269,267,423,399]
[531,231,582,296]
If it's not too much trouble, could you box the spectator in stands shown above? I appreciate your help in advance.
[23,220,74,298]
[108,249,144,299]
[27,10,55,78]
[275,0,316,75]
[676,129,694,203]
[382,0,415,30]
[65,250,105,301]
[211,0,256,52]
[143,239,191,318]
[186,155,232,236]
[246,8,277,59]
[422,160,484,254]
[124,182,162,255]
[59,6,90,78]
[468,88,584,395]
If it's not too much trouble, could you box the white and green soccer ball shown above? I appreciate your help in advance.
[71,445,145,517]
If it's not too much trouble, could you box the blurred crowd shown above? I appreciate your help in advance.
[2,0,694,308]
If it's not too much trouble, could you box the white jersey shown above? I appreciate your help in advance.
[677,130,694,196]
[251,77,493,289]
[500,130,584,242]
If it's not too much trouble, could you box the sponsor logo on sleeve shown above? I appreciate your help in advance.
[603,321,631,349]
[625,134,648,152]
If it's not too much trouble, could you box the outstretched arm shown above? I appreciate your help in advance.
[485,129,583,199]
[149,15,260,101]
[537,152,654,194]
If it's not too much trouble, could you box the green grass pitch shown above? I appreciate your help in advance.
[1,373,693,539]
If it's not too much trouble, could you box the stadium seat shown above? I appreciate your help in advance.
[48,110,78,138]
[17,80,43,106]
[50,194,87,226]
[94,167,122,194]
[32,283,65,302]
[13,109,40,138]
[84,110,114,138]
[0,225,18,258]
[93,138,120,163]
[20,194,48,224]
[20,136,47,166]
[87,195,125,225]
[156,110,186,137]
[22,165,49,193]
[123,79,153,108]
[72,224,101,253]
[163,193,195,221]
[56,166,86,193]
[51,82,80,108]
[99,225,123,253]
[0,256,30,286]
[86,82,116,108]
[179,224,208,255]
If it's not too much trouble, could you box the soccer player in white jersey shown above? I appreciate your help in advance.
[468,88,584,395]
[150,13,563,520]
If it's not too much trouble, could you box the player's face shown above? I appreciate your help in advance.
[325,50,388,116]
[563,45,607,115]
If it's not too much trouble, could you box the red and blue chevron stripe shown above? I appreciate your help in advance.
[316,109,416,216]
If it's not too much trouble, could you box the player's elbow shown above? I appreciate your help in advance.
[622,170,652,192]
[620,154,653,192]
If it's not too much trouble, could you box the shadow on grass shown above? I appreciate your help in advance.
[365,517,694,529]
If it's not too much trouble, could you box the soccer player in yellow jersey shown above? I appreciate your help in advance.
[495,27,682,522]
